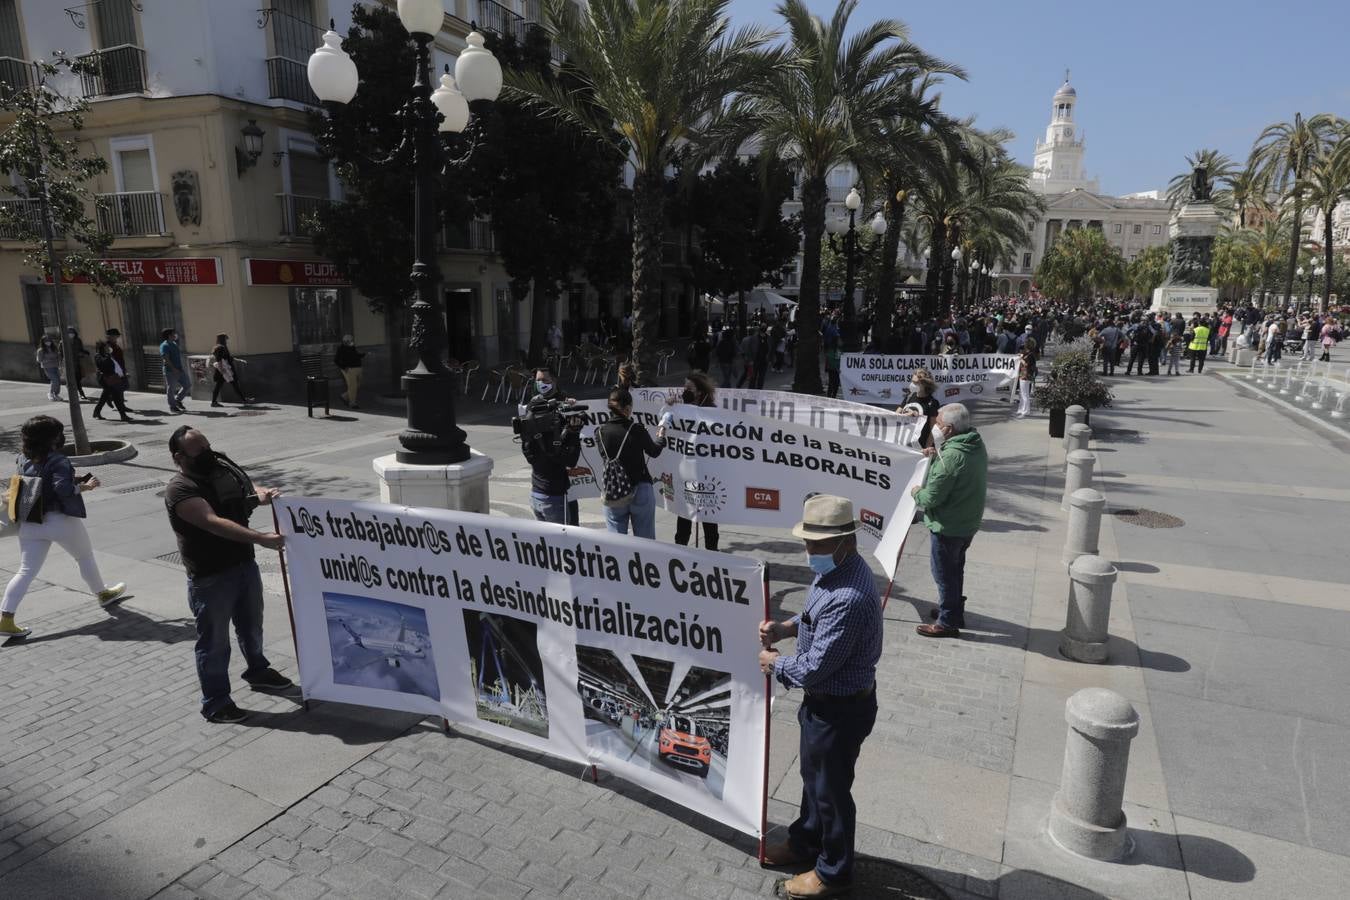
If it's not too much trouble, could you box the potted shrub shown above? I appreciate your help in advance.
[1034,343,1113,437]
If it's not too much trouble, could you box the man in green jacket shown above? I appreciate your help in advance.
[911,403,987,637]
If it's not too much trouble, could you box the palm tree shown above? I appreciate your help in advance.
[1295,133,1350,309]
[744,0,960,393]
[1034,227,1126,302]
[1248,113,1337,308]
[508,0,778,383]
[1227,164,1268,230]
[1165,148,1237,210]
[1236,213,1292,307]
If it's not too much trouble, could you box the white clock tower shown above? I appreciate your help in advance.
[1031,73,1099,195]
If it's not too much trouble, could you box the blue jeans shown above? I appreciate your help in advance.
[603,481,656,539]
[788,690,878,884]
[529,492,578,526]
[930,531,974,628]
[165,368,192,408]
[43,366,61,397]
[187,560,270,718]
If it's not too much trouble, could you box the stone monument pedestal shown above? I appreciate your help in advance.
[374,451,494,514]
[1150,285,1219,316]
[1150,197,1223,316]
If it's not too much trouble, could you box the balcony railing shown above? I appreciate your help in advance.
[477,0,524,39]
[96,191,166,236]
[0,57,32,98]
[278,194,331,237]
[267,56,319,106]
[80,44,147,97]
[0,198,59,240]
[442,218,496,252]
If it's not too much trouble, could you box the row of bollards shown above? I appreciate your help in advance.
[1048,406,1138,862]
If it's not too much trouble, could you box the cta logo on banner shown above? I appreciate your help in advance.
[840,354,1018,404]
[276,499,769,837]
[569,399,926,577]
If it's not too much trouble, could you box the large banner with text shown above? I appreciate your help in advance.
[840,353,1019,404]
[565,395,927,577]
[276,498,768,836]
[712,387,922,446]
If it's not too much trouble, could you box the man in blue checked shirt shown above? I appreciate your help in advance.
[757,494,881,900]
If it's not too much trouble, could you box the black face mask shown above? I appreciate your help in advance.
[681,389,699,405]
[187,448,218,477]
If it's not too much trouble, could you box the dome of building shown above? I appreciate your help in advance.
[1054,79,1076,99]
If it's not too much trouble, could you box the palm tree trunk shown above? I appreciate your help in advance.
[528,279,554,366]
[631,171,665,385]
[872,194,903,351]
[792,174,826,395]
[1323,209,1335,312]
[1283,196,1302,306]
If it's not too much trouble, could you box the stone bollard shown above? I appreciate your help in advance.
[1064,424,1092,468]
[1059,554,1118,663]
[1060,450,1096,512]
[1048,688,1140,861]
[1062,488,1106,568]
[1062,405,1087,451]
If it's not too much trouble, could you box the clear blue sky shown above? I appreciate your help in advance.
[726,0,1350,195]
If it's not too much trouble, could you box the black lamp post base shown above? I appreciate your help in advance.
[396,370,470,465]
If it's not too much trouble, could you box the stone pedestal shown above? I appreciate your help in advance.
[1230,347,1256,367]
[1062,406,1087,451]
[373,451,494,513]
[1064,424,1092,465]
[1048,688,1140,861]
[1060,450,1096,512]
[1062,488,1105,568]
[1150,285,1219,316]
[1059,555,1118,663]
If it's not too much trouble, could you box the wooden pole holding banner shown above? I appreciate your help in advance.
[271,506,309,713]
[758,564,771,864]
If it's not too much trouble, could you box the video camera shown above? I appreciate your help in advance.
[512,396,588,442]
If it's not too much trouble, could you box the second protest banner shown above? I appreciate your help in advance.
[840,353,1018,404]
[276,498,768,837]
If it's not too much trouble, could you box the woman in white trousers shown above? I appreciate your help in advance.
[1015,338,1038,418]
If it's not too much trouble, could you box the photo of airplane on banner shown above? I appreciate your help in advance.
[576,647,731,800]
[324,594,440,700]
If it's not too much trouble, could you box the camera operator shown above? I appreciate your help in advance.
[519,367,582,525]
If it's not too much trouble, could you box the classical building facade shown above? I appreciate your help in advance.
[993,76,1172,298]
[0,0,579,394]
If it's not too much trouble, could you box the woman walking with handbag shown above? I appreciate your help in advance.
[1,416,127,639]
[596,388,666,539]
[210,334,253,407]
[91,340,132,421]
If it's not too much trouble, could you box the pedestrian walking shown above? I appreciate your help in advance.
[671,371,719,551]
[1,416,127,640]
[335,335,365,408]
[1096,319,1121,375]
[91,340,133,421]
[758,494,880,899]
[160,329,192,412]
[68,327,92,401]
[164,426,293,723]
[1165,331,1184,375]
[596,388,666,539]
[1015,338,1037,418]
[210,334,252,407]
[714,328,737,388]
[913,403,988,637]
[35,335,62,400]
[1265,319,1283,366]
[1320,319,1339,362]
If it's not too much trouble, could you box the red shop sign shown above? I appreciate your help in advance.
[50,257,223,285]
[245,258,350,286]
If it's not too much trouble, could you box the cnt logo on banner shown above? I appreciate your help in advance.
[565,396,927,578]
[276,499,769,837]
[840,353,1019,404]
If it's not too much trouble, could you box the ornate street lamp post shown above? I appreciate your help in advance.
[948,246,962,312]
[840,187,862,351]
[307,1,502,464]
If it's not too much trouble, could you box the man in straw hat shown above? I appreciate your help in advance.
[757,494,881,899]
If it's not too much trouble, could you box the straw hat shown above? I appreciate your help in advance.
[791,494,859,540]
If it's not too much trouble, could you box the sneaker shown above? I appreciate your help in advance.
[96,583,128,606]
[245,668,294,692]
[0,618,32,640]
[205,703,248,724]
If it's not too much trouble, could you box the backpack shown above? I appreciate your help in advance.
[1,459,45,537]
[597,424,636,507]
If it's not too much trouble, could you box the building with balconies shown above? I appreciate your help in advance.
[0,0,562,393]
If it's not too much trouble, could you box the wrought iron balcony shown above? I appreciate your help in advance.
[96,191,166,236]
[442,218,496,252]
[0,57,32,98]
[79,45,147,97]
[0,198,59,240]
[267,56,319,106]
[477,0,523,39]
[278,194,331,237]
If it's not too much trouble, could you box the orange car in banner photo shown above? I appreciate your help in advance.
[659,715,714,777]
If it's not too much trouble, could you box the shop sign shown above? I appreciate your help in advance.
[245,258,350,286]
[50,257,223,286]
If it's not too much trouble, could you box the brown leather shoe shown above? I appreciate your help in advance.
[782,869,852,898]
[761,840,814,868]
[916,623,960,638]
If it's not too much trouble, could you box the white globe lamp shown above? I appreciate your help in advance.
[455,32,503,103]
[307,31,359,104]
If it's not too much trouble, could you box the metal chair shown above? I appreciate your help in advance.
[459,360,479,396]
[505,368,530,403]
[482,368,504,402]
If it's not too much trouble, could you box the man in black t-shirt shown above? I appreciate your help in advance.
[165,426,292,723]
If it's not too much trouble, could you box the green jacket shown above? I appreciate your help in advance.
[915,429,987,537]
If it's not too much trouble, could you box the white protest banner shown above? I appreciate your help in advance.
[709,387,921,446]
[565,400,926,577]
[841,353,1019,404]
[276,498,768,836]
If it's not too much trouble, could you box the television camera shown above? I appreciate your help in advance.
[511,396,588,444]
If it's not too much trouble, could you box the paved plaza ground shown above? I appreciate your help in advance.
[2,351,1349,900]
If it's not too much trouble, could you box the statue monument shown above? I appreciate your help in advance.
[1151,165,1222,315]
